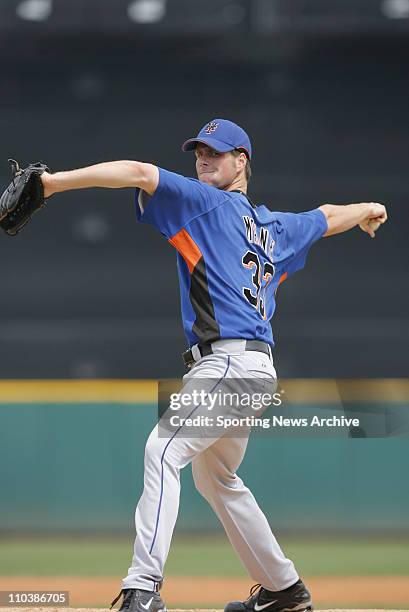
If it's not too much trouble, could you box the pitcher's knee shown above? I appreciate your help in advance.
[192,456,238,498]
[144,427,195,474]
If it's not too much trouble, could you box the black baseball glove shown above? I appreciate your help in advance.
[0,159,50,236]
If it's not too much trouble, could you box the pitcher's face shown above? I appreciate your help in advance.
[195,143,245,190]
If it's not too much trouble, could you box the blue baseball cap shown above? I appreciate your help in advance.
[182,119,252,160]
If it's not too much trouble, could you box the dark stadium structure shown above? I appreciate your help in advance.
[1,0,408,378]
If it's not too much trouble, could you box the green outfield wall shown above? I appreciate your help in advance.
[0,391,408,532]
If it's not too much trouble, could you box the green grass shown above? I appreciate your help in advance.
[282,537,409,576]
[1,534,408,576]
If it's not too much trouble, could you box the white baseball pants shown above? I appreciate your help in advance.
[123,340,299,593]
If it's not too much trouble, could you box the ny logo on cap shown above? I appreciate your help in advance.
[204,121,219,134]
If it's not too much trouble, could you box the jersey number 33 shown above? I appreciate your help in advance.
[242,250,275,320]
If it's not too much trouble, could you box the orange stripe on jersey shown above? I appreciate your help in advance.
[275,272,288,296]
[169,228,202,274]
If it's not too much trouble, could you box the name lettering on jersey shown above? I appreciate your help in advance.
[242,216,275,257]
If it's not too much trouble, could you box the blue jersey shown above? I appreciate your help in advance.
[135,168,327,348]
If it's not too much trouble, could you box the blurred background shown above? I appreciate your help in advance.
[0,0,408,379]
[0,0,408,609]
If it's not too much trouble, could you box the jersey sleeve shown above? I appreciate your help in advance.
[134,167,220,239]
[274,208,328,276]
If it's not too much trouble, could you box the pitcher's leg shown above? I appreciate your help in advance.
[123,354,233,590]
[123,425,205,590]
[192,435,298,591]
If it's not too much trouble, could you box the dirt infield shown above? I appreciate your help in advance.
[2,610,409,612]
[1,609,409,612]
[1,577,409,608]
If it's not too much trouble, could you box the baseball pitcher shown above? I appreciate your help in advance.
[1,119,387,612]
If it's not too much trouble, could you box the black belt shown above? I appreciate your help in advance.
[182,340,271,369]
